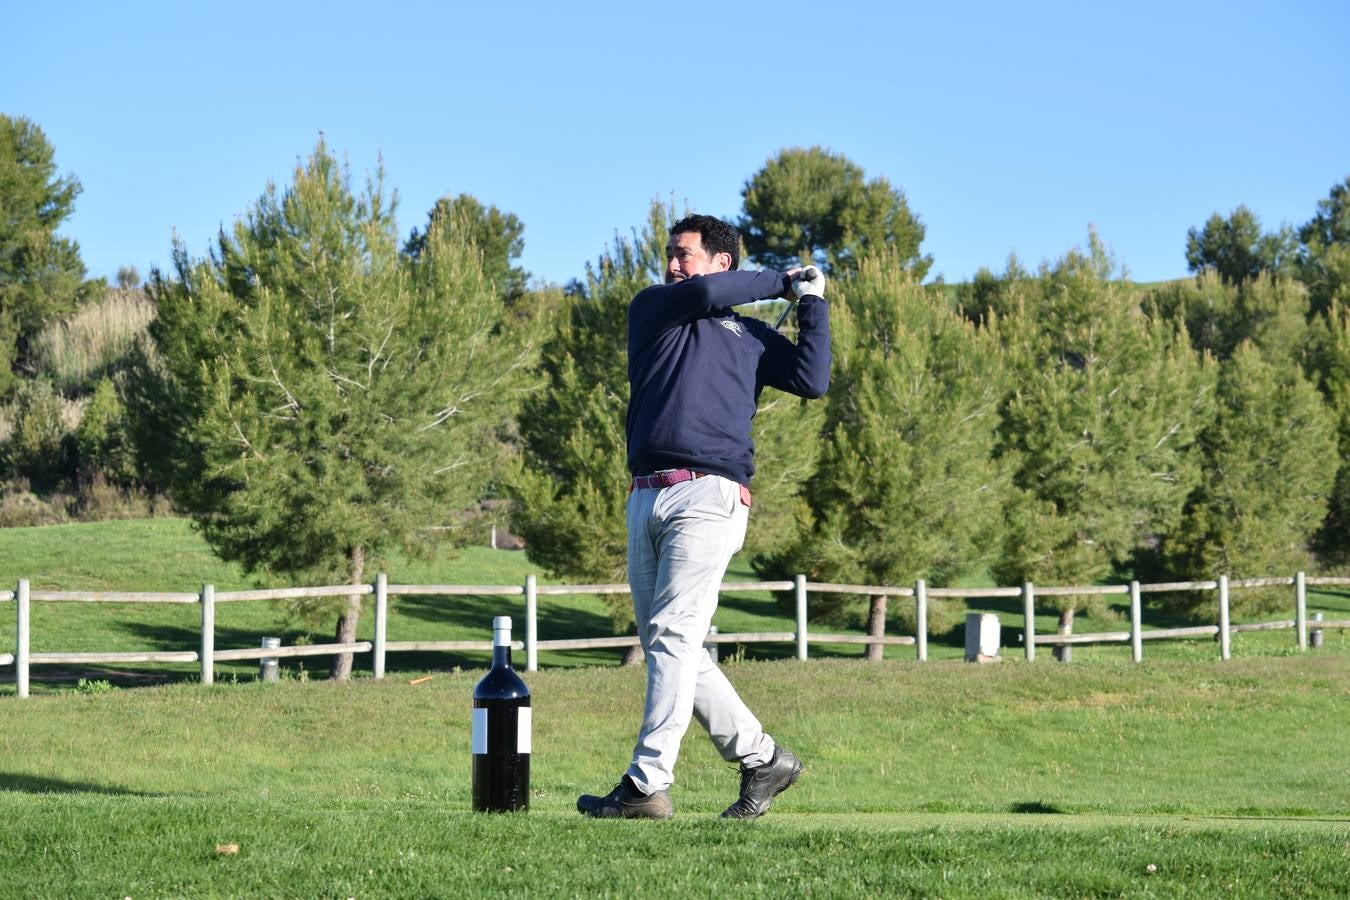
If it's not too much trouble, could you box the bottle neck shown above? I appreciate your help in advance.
[492,643,513,669]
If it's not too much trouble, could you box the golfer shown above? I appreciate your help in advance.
[578,214,830,819]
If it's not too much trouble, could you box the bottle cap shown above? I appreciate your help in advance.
[493,616,512,646]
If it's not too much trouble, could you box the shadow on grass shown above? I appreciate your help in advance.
[119,621,306,655]
[392,592,629,671]
[1010,801,1069,814]
[115,620,489,677]
[393,591,616,643]
[116,609,632,676]
[0,772,160,797]
[717,591,874,662]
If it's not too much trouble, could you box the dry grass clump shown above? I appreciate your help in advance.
[29,288,155,393]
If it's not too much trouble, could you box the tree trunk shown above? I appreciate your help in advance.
[621,644,644,667]
[865,593,888,661]
[1053,605,1075,663]
[329,545,366,681]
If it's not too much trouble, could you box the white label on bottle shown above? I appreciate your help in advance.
[471,707,487,754]
[517,706,531,754]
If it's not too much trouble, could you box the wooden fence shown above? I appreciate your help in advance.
[1,571,1347,699]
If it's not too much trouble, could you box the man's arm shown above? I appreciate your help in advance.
[755,294,830,398]
[629,269,790,341]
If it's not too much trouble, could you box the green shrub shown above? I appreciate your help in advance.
[5,379,76,489]
[75,377,138,486]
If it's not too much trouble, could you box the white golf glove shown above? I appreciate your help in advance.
[793,265,826,299]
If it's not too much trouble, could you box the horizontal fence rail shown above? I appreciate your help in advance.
[29,651,202,664]
[28,590,200,604]
[1138,581,1219,593]
[212,642,371,662]
[214,585,373,603]
[3,570,1347,698]
[387,584,524,596]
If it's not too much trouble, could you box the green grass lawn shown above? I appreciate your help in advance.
[1,518,1348,690]
[1,656,1347,896]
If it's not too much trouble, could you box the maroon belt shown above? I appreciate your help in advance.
[631,469,707,490]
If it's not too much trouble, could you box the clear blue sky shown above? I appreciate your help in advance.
[4,0,1347,288]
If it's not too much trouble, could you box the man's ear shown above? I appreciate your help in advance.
[712,251,733,272]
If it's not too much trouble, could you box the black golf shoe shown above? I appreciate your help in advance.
[577,775,674,819]
[721,746,802,819]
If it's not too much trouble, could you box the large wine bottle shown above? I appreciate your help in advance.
[471,615,531,812]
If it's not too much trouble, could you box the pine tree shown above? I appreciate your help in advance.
[136,140,534,679]
[0,115,102,393]
[995,234,1214,653]
[404,193,529,306]
[739,147,930,278]
[760,253,1006,656]
[740,336,827,571]
[955,256,1031,326]
[1297,176,1350,317]
[506,204,657,614]
[1185,205,1296,285]
[1306,302,1350,562]
[1145,271,1308,364]
[1160,342,1335,616]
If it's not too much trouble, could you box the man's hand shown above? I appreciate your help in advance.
[792,265,825,299]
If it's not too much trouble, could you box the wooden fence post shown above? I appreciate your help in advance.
[1311,611,1324,649]
[1130,581,1142,663]
[16,579,29,700]
[915,579,928,662]
[705,625,719,663]
[1023,582,1035,662]
[525,574,538,672]
[373,572,388,679]
[1295,571,1307,652]
[795,574,808,661]
[200,583,214,685]
[1218,574,1231,661]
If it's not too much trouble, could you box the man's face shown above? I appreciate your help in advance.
[664,230,731,284]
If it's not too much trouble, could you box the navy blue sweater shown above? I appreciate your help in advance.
[626,269,831,486]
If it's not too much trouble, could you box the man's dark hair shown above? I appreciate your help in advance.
[671,214,740,270]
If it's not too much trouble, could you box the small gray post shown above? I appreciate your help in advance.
[705,625,719,663]
[200,583,215,685]
[1023,582,1035,662]
[1311,612,1324,649]
[794,574,808,661]
[1218,574,1231,661]
[259,637,281,682]
[373,572,388,679]
[915,579,928,662]
[17,579,30,700]
[1295,571,1307,652]
[525,574,538,672]
[1130,580,1142,663]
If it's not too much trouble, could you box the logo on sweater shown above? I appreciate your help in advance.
[719,319,744,338]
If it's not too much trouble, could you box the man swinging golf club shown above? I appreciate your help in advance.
[577,214,830,819]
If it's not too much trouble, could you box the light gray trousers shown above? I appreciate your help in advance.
[624,474,776,794]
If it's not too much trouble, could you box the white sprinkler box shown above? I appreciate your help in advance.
[965,613,1002,663]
